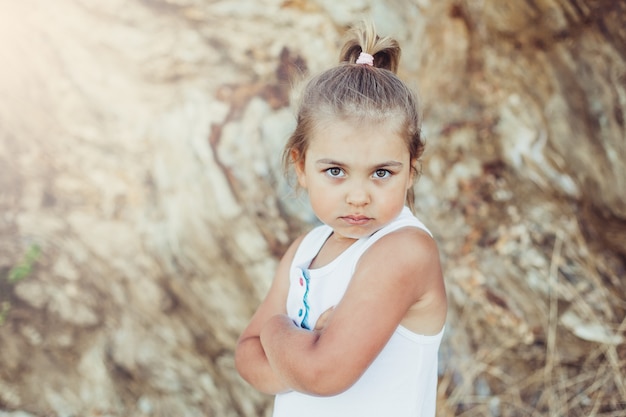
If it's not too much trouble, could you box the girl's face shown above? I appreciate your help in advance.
[294,118,416,242]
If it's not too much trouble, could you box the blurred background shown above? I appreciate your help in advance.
[0,0,624,416]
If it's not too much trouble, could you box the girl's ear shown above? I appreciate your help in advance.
[292,149,307,188]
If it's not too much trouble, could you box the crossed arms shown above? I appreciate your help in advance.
[234,228,445,396]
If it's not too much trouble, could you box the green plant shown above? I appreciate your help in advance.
[0,301,9,326]
[1,244,41,326]
[8,244,41,283]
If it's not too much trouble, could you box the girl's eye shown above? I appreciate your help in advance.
[326,167,345,178]
[373,169,391,179]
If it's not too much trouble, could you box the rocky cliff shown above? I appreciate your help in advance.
[0,1,624,416]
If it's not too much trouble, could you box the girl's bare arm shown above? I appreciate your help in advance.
[234,235,305,394]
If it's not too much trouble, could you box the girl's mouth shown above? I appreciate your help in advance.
[342,215,371,225]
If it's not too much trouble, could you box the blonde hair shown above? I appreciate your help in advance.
[283,21,423,210]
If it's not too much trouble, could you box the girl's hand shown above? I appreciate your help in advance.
[314,306,335,332]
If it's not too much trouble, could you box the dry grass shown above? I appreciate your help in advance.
[436,208,626,417]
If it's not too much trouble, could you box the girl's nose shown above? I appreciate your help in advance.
[346,186,370,206]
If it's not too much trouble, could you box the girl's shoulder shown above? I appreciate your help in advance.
[359,211,441,285]
[364,208,434,252]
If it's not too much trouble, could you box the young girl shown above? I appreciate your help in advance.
[235,22,447,417]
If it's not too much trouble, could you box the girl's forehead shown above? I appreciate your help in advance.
[307,117,410,161]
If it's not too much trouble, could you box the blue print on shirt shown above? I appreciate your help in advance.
[298,268,311,330]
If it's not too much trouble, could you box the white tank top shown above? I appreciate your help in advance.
[274,207,444,417]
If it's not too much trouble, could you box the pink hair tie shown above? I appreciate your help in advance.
[356,52,374,66]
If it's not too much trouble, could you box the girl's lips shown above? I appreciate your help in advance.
[341,215,371,225]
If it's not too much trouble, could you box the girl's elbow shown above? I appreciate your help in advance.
[235,352,287,395]
[234,346,251,382]
[234,338,262,386]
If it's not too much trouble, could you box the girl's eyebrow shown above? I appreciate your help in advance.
[315,159,404,169]
[374,161,404,168]
[315,158,345,166]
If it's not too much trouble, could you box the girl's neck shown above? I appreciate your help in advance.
[309,232,357,269]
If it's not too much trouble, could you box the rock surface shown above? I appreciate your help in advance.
[0,0,624,416]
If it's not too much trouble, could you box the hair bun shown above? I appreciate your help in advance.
[339,21,401,73]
